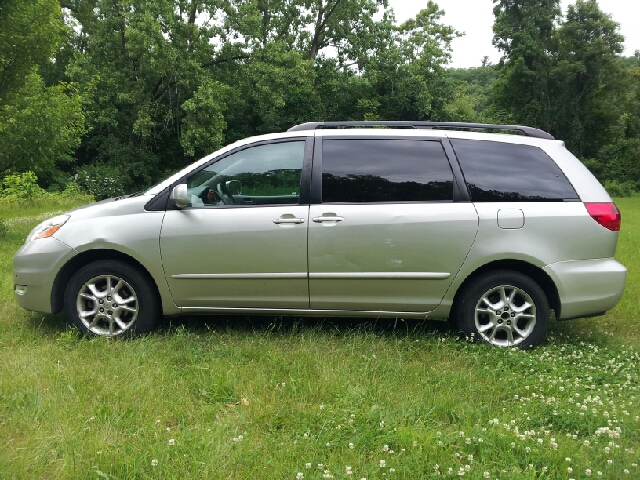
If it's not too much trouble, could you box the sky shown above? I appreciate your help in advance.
[386,0,640,68]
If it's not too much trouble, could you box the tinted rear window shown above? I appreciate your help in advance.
[451,140,578,202]
[322,139,454,203]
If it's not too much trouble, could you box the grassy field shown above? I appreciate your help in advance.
[1,198,639,479]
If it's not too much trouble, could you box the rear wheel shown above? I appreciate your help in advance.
[455,270,549,349]
[64,260,160,337]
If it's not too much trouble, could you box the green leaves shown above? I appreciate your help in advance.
[0,73,86,177]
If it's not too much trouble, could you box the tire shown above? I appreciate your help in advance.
[454,270,549,349]
[63,260,160,337]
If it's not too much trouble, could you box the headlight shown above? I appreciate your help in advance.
[26,214,70,243]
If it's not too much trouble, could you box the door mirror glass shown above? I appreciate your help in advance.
[225,179,242,196]
[171,184,189,208]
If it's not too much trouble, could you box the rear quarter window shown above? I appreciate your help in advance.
[451,139,579,202]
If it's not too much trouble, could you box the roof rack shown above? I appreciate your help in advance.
[287,121,555,140]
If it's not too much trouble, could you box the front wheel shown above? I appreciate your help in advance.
[454,270,549,349]
[64,260,160,337]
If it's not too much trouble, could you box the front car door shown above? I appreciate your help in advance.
[160,138,312,309]
[308,135,479,313]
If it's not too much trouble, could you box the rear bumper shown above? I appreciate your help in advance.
[13,237,77,314]
[544,258,627,319]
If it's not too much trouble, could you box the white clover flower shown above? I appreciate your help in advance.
[151,459,158,467]
[389,468,395,473]
[383,445,389,452]
[568,467,573,473]
[380,460,386,468]
[483,472,490,479]
[296,473,304,480]
[305,463,311,469]
[586,469,592,476]
[349,442,355,449]
[168,438,175,446]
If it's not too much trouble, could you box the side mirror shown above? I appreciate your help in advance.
[225,179,242,196]
[170,184,189,209]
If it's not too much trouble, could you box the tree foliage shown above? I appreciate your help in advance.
[2,0,639,195]
[0,0,86,185]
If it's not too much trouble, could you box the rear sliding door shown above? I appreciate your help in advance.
[308,137,478,313]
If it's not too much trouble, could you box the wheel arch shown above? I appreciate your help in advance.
[451,259,561,319]
[51,249,162,314]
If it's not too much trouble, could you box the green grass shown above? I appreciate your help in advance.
[1,197,639,479]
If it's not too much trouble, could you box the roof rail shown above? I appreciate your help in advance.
[287,121,555,140]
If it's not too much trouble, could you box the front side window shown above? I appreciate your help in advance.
[186,141,305,207]
[451,140,579,202]
[321,139,454,203]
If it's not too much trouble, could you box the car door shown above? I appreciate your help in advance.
[160,138,312,309]
[308,136,478,313]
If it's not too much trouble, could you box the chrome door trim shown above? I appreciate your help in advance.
[309,272,450,280]
[171,273,308,280]
[180,306,432,319]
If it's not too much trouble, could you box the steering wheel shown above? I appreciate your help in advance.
[198,187,223,205]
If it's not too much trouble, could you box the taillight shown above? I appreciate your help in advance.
[585,203,621,231]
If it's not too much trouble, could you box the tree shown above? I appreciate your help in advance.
[0,0,64,102]
[0,74,86,178]
[550,0,624,157]
[360,2,460,121]
[0,0,86,183]
[492,0,561,129]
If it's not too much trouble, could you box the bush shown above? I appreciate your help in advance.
[0,171,45,199]
[604,180,638,198]
[74,164,125,200]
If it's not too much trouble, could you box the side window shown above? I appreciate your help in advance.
[451,140,579,202]
[187,141,305,207]
[321,139,454,203]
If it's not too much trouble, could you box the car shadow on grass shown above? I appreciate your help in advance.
[160,314,458,339]
[24,311,458,340]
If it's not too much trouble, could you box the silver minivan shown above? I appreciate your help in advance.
[13,122,627,348]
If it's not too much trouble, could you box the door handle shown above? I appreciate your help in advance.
[273,218,305,224]
[312,216,345,223]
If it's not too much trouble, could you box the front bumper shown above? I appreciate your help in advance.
[13,237,77,314]
[544,258,627,319]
